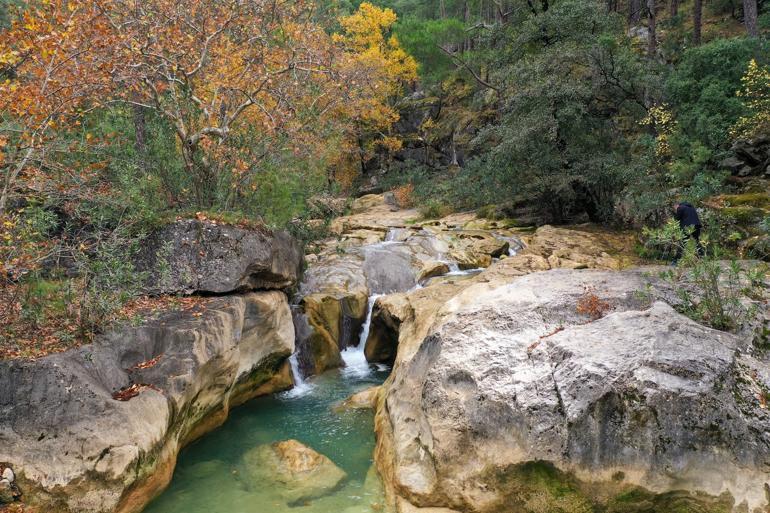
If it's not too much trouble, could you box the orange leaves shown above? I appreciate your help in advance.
[576,286,613,321]
[112,383,160,401]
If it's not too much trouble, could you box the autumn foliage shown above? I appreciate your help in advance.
[0,0,415,213]
[0,0,418,358]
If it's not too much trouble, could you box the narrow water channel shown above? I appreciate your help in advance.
[144,340,389,513]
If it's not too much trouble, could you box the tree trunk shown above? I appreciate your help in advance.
[629,0,642,24]
[693,0,702,45]
[647,0,657,56]
[743,0,759,36]
[670,0,679,16]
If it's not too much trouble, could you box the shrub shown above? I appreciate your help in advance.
[576,286,613,320]
[658,243,767,332]
[419,199,451,219]
[392,183,415,208]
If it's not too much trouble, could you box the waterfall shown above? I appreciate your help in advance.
[340,294,383,378]
[284,353,314,397]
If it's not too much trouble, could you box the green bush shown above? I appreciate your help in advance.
[660,250,766,332]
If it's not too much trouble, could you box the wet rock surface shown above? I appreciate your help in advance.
[0,292,295,513]
[295,195,526,378]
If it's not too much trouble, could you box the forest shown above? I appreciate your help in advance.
[0,0,768,352]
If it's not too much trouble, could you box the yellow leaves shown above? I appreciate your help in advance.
[732,59,770,141]
[640,104,676,159]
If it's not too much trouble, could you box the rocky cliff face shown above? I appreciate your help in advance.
[370,263,770,512]
[1,216,305,513]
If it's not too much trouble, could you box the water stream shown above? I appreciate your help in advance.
[144,301,389,513]
[143,228,521,513]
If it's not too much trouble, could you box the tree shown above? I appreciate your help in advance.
[648,0,657,55]
[743,0,759,37]
[629,0,642,24]
[0,1,115,215]
[732,59,770,140]
[693,0,702,45]
[97,0,347,208]
[464,0,650,221]
[333,2,418,176]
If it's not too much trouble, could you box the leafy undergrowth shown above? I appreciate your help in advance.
[0,289,210,360]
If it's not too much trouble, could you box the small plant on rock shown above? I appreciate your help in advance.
[576,286,613,320]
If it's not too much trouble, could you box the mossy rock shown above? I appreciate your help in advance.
[744,234,770,261]
[479,461,738,513]
[717,193,770,209]
[606,489,735,513]
[719,206,767,224]
[483,461,594,513]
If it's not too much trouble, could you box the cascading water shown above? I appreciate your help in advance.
[284,352,314,398]
[144,296,390,513]
[340,294,383,378]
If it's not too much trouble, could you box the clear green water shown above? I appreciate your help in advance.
[143,363,390,513]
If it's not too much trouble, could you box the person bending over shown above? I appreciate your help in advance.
[672,201,704,264]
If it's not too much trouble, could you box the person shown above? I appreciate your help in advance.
[672,201,704,264]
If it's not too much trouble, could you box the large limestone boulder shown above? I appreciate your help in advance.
[0,291,295,513]
[375,269,770,512]
[240,440,347,505]
[137,219,302,295]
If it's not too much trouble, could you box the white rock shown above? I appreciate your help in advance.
[1,468,13,482]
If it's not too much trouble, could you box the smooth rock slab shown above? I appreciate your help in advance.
[0,292,295,513]
[376,269,770,512]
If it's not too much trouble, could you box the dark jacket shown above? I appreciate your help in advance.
[674,202,701,229]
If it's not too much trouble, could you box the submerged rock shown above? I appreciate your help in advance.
[374,269,770,512]
[335,386,381,412]
[0,291,295,513]
[137,219,302,295]
[240,440,347,505]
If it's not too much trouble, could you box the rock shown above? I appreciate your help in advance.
[448,250,492,270]
[417,261,450,283]
[374,269,770,512]
[351,194,388,214]
[720,156,745,173]
[335,386,381,412]
[240,440,347,505]
[363,245,418,293]
[365,294,412,364]
[0,291,295,513]
[1,467,13,483]
[300,290,369,375]
[136,219,302,295]
[0,479,14,503]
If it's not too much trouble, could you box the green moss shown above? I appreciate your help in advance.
[720,206,767,225]
[483,461,594,513]
[719,193,770,209]
[606,489,734,513]
[478,462,738,513]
